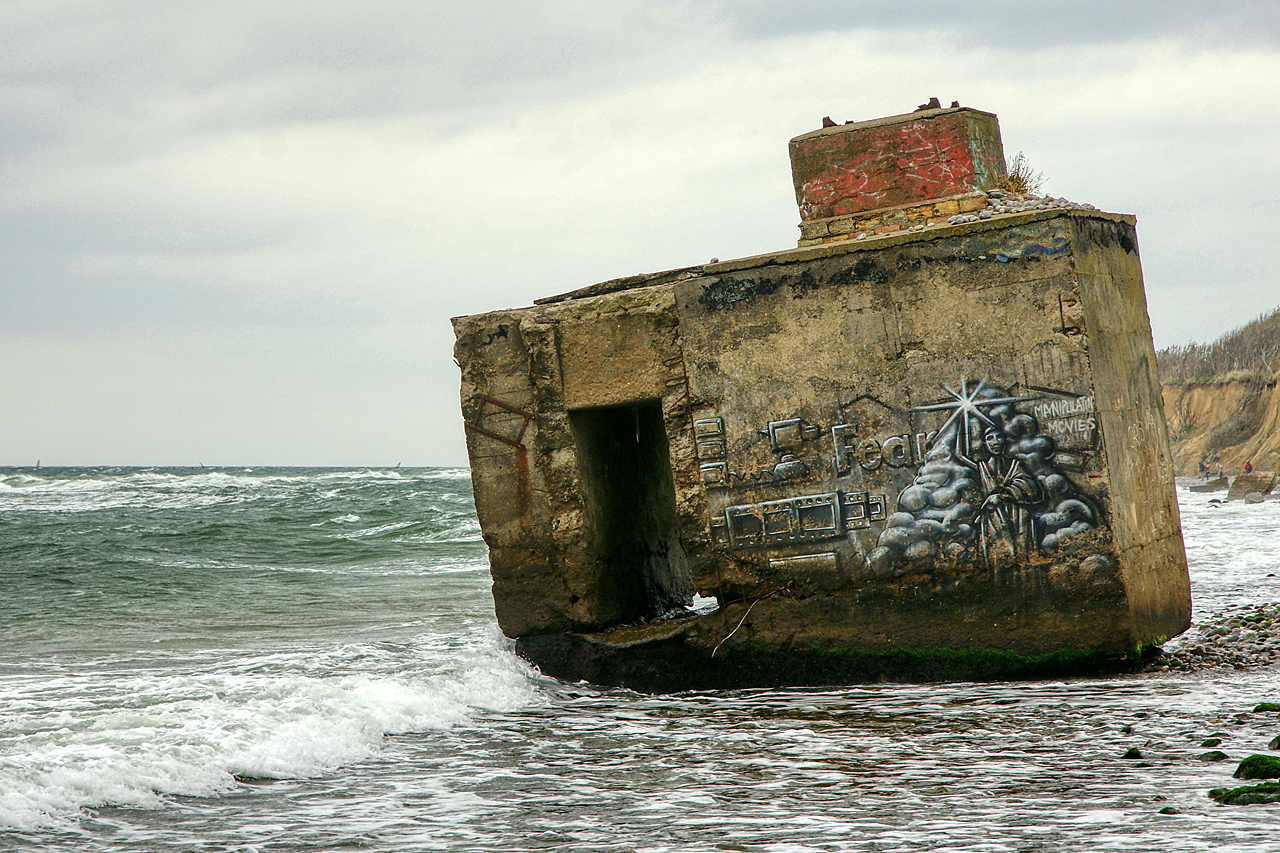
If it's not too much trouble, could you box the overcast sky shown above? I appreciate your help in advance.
[2,1,1277,466]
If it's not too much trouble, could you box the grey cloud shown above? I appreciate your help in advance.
[0,2,722,137]
[723,0,1280,49]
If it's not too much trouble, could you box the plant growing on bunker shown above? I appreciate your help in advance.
[999,152,1044,195]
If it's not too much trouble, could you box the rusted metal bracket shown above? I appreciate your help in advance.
[465,395,532,448]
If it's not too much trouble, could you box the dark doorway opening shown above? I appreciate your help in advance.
[569,401,695,624]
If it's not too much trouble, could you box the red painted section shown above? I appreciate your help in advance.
[791,112,983,221]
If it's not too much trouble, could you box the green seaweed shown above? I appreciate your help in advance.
[719,641,1158,683]
[1209,782,1280,806]
[1235,754,1280,779]
[520,631,1164,693]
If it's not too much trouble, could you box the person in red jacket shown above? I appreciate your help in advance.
[1245,460,1253,474]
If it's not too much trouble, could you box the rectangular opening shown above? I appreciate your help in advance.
[569,401,695,624]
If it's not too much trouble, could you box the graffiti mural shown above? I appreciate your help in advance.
[698,413,824,489]
[867,380,1100,575]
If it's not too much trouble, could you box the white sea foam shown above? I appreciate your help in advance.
[0,632,537,831]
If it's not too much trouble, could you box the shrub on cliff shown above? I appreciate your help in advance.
[1158,307,1280,383]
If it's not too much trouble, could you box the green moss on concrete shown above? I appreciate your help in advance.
[710,641,1155,685]
[517,632,1161,692]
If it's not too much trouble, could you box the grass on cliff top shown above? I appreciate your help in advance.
[1158,307,1280,384]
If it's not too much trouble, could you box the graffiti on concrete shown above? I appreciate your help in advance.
[868,379,1100,575]
[1029,394,1097,449]
[841,490,888,530]
[697,413,824,488]
[694,417,726,460]
[709,488,887,549]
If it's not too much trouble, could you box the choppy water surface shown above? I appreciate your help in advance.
[2,469,1280,851]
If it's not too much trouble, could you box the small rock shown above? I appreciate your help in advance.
[1198,751,1230,762]
[1121,725,1133,734]
[978,209,992,219]
[1235,754,1280,779]
[1253,703,1280,713]
[1158,806,1180,814]
[1269,734,1280,750]
[1201,737,1223,747]
[1209,782,1280,805]
[1122,747,1143,759]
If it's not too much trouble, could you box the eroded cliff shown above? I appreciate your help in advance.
[1162,379,1280,476]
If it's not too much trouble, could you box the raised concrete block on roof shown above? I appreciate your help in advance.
[452,104,1191,691]
[789,107,1007,221]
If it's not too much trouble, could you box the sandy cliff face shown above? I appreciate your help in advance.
[1162,380,1280,476]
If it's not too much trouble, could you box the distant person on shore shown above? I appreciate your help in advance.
[1245,460,1254,474]
[1199,460,1208,479]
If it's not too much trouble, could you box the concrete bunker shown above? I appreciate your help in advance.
[453,103,1191,691]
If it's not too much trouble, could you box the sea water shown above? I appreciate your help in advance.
[2,468,1280,852]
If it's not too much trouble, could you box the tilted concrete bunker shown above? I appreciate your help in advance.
[453,105,1191,691]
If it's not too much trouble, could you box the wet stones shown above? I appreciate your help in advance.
[1145,603,1280,672]
[1206,746,1280,805]
[1234,754,1280,780]
[1209,782,1280,805]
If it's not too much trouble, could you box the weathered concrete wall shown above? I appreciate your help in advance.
[454,208,1190,690]
[1070,216,1189,643]
[789,108,1006,221]
[454,286,703,638]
